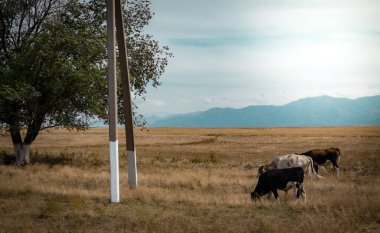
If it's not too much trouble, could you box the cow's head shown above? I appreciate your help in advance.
[251,192,261,201]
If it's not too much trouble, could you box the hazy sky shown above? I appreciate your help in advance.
[137,0,380,116]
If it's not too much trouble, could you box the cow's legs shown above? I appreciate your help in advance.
[296,183,307,200]
[272,189,279,199]
[295,183,302,198]
[314,164,319,173]
[301,187,307,200]
[331,160,340,177]
[293,183,298,198]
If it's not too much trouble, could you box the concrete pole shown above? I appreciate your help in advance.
[115,0,137,188]
[107,0,120,203]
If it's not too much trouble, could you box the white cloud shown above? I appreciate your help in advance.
[138,0,380,116]
[203,98,214,104]
[152,100,167,107]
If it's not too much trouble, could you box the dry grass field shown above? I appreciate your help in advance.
[0,126,379,233]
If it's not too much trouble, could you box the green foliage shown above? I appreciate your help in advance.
[38,200,61,218]
[0,0,172,146]
[69,197,86,210]
[4,2,106,129]
[190,153,220,164]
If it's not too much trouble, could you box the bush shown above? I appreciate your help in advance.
[0,150,14,165]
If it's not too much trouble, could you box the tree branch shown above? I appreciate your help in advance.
[16,2,28,48]
[24,112,45,144]
[40,124,62,130]
[0,7,11,60]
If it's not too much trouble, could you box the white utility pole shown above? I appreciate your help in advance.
[107,0,119,203]
[107,0,138,203]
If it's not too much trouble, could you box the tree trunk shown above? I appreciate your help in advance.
[13,142,21,165]
[12,142,31,165]
[20,143,31,164]
[10,125,23,165]
[9,114,44,165]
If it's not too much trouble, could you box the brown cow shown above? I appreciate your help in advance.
[300,147,341,176]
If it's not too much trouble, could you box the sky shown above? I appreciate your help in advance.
[136,0,380,116]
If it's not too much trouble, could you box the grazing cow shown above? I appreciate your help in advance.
[258,154,323,179]
[251,167,306,201]
[300,147,341,176]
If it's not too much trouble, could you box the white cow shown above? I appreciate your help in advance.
[257,154,323,179]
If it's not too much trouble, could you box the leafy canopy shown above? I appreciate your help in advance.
[0,0,172,132]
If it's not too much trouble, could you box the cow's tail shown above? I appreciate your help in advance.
[308,157,324,179]
[336,147,341,155]
[336,147,341,163]
[335,148,341,177]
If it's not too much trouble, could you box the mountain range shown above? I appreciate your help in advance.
[147,95,380,127]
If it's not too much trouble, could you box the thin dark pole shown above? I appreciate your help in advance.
[115,0,137,188]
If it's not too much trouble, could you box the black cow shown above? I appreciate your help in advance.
[251,167,305,201]
[300,147,341,176]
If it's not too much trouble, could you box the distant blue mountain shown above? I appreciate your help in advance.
[148,95,380,127]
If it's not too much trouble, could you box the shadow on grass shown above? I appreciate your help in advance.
[0,151,15,165]
[31,152,73,167]
[0,151,73,167]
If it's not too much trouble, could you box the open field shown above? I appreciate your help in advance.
[1,126,379,232]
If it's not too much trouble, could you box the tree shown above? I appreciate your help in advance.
[0,0,172,165]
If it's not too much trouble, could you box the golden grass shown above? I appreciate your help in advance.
[0,126,380,232]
